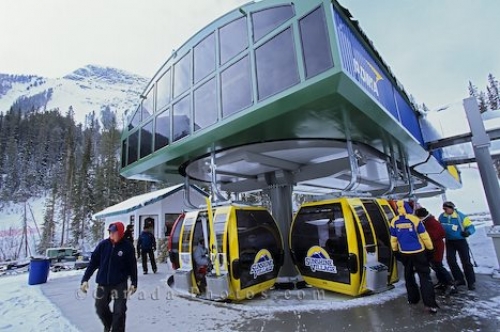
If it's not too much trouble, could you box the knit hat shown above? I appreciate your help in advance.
[108,221,125,241]
[414,207,429,219]
[442,201,455,209]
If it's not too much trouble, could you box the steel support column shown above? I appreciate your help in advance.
[463,97,500,272]
[265,171,301,287]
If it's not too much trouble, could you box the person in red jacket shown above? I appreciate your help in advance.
[415,207,456,295]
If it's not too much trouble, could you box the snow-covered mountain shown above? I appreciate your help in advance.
[0,65,149,126]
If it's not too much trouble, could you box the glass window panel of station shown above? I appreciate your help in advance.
[127,130,139,165]
[194,78,217,131]
[219,16,248,65]
[299,5,333,79]
[173,95,191,142]
[156,69,171,111]
[142,88,154,119]
[251,5,294,42]
[221,55,252,117]
[194,33,216,84]
[128,108,141,131]
[121,139,127,168]
[173,51,192,98]
[154,109,170,151]
[255,27,300,100]
[140,120,153,159]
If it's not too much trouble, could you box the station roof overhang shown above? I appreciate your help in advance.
[92,184,208,219]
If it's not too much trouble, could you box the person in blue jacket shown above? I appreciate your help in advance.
[438,201,476,290]
[390,201,438,314]
[80,221,138,332]
[137,223,157,274]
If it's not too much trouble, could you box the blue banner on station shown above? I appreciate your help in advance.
[333,8,424,146]
[333,10,397,119]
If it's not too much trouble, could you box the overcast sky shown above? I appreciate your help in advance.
[1,0,499,111]
[0,0,247,77]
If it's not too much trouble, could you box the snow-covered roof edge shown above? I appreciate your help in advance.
[92,184,208,219]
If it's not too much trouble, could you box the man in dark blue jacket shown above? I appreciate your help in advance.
[80,221,138,332]
[137,223,157,274]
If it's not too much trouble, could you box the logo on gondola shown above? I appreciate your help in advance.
[305,246,337,274]
[250,249,274,279]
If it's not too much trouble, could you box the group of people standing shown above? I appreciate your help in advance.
[390,200,476,314]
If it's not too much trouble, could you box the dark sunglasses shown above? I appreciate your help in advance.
[108,224,118,233]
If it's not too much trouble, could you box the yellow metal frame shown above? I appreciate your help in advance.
[376,198,399,284]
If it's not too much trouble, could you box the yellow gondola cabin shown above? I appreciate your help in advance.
[171,205,284,301]
[290,198,398,296]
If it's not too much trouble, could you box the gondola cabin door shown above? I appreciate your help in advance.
[215,206,283,301]
[290,198,394,296]
[175,210,208,294]
[290,199,361,296]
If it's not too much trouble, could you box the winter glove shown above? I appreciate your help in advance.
[128,285,137,296]
[137,252,141,259]
[392,251,402,262]
[80,281,89,294]
[460,231,470,238]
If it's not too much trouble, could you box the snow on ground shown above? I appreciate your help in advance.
[0,270,80,331]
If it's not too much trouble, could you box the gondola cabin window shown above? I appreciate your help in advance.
[291,203,351,284]
[352,205,376,254]
[235,209,281,289]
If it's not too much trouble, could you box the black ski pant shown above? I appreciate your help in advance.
[430,260,454,286]
[401,251,438,308]
[141,249,157,273]
[446,239,475,287]
[95,281,128,332]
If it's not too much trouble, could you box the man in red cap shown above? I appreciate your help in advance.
[80,221,138,332]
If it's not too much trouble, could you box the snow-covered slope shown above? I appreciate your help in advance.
[0,65,149,126]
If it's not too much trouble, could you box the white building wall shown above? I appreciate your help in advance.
[100,187,207,240]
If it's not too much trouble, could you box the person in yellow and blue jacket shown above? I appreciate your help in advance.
[390,201,439,314]
[438,201,476,290]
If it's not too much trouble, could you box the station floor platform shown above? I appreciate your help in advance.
[41,264,500,332]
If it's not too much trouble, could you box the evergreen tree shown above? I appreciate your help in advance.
[468,81,478,98]
[59,109,77,246]
[71,115,95,247]
[39,185,58,252]
[2,136,20,200]
[478,91,488,113]
[0,101,157,251]
[487,74,499,110]
[421,103,430,113]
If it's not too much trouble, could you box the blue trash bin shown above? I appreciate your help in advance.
[28,257,50,285]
